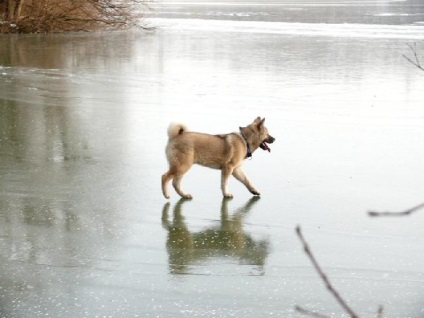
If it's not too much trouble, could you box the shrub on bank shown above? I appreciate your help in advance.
[0,0,147,33]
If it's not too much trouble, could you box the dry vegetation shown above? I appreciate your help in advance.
[0,0,150,33]
[296,201,424,317]
[403,42,424,72]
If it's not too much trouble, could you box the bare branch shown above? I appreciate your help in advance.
[1,0,151,33]
[295,226,360,318]
[368,202,424,217]
[402,42,424,72]
[295,306,331,318]
[377,305,384,318]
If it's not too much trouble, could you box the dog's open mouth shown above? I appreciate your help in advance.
[260,135,275,153]
[260,141,271,152]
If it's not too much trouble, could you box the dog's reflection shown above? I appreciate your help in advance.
[161,197,269,275]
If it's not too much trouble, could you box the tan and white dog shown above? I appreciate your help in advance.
[161,117,275,199]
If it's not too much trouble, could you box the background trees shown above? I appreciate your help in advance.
[0,0,149,33]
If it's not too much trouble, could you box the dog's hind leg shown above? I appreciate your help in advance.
[232,167,260,196]
[172,175,192,199]
[162,171,174,199]
[165,161,193,199]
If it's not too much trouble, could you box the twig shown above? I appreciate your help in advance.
[294,306,330,318]
[368,202,424,217]
[377,305,384,318]
[402,42,424,72]
[295,226,360,318]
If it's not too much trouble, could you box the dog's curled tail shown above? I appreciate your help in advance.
[167,123,188,140]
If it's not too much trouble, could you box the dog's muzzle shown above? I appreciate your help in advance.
[260,135,275,152]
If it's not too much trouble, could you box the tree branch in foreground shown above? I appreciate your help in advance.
[368,202,424,217]
[294,306,330,318]
[377,305,384,318]
[402,42,424,72]
[295,226,360,318]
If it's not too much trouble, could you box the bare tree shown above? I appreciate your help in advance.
[295,226,361,318]
[295,226,384,318]
[0,0,151,33]
[368,202,424,217]
[403,42,424,72]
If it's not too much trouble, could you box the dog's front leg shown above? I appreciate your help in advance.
[221,166,234,198]
[232,167,260,196]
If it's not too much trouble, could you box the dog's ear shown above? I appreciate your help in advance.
[258,117,265,127]
[254,116,262,124]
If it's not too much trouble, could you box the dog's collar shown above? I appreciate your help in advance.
[238,130,252,159]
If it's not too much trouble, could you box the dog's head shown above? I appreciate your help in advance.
[240,117,275,153]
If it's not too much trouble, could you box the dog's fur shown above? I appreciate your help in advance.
[161,117,275,199]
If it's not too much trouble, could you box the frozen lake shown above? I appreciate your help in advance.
[1,0,424,317]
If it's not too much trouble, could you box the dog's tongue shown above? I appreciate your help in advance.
[261,142,271,152]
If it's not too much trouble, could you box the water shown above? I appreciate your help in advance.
[148,0,424,25]
[1,1,424,317]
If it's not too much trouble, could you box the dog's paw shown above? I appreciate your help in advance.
[182,194,193,199]
[250,190,261,196]
[224,193,233,198]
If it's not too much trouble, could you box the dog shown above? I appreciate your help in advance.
[161,117,275,199]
